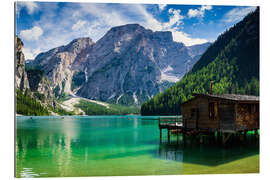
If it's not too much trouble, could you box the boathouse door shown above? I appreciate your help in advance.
[190,108,199,129]
[218,103,235,132]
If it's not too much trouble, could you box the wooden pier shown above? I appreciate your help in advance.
[159,116,183,143]
[159,118,259,145]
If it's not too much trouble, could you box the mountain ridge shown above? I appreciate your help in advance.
[28,23,210,105]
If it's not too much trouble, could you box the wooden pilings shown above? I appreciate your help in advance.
[177,130,180,143]
[254,129,258,139]
[159,126,259,145]
[167,129,170,143]
[183,130,186,145]
[199,135,203,144]
[159,127,184,144]
[244,130,247,141]
[222,133,232,145]
[216,131,221,143]
[160,128,162,142]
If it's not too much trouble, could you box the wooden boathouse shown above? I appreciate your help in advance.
[159,93,259,145]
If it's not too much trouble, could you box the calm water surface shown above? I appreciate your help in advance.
[16,116,259,177]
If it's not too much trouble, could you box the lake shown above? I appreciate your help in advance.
[16,115,259,177]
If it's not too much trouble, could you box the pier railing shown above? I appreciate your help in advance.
[158,116,182,127]
[159,116,183,143]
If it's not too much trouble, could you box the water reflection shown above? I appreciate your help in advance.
[158,145,183,162]
[156,136,259,166]
[20,168,40,178]
[16,117,81,177]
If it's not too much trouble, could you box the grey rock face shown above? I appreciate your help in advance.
[26,68,55,106]
[32,24,210,105]
[77,24,210,105]
[16,36,56,107]
[188,42,211,58]
[15,36,30,92]
[32,37,94,95]
[185,42,212,72]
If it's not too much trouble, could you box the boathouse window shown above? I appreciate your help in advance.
[209,102,215,120]
[191,108,197,119]
[214,102,218,118]
[252,104,258,113]
[248,104,253,114]
[191,108,195,117]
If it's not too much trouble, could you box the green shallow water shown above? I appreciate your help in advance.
[16,116,259,177]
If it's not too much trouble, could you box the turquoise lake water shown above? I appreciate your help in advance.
[16,115,259,177]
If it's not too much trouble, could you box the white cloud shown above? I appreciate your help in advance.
[188,5,212,18]
[201,5,212,11]
[188,9,201,18]
[172,31,208,46]
[132,6,204,46]
[17,2,38,15]
[78,3,130,28]
[163,8,184,28]
[25,2,38,14]
[158,4,167,11]
[221,7,256,23]
[20,26,43,41]
[72,20,87,31]
[22,47,41,60]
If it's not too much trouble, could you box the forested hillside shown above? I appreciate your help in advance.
[141,7,259,116]
[75,100,140,115]
[16,89,50,116]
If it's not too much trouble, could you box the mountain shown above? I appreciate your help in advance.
[15,36,80,115]
[26,67,55,105]
[15,36,30,92]
[29,37,94,97]
[15,36,51,115]
[188,42,212,57]
[30,24,210,105]
[78,24,211,105]
[186,42,212,72]
[141,7,259,115]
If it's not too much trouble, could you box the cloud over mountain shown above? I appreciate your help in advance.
[20,26,43,41]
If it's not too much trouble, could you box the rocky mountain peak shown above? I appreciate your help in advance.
[16,36,24,52]
[153,31,173,42]
[108,24,147,34]
[15,36,30,92]
[65,37,95,54]
[105,24,173,43]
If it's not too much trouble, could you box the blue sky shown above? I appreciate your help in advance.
[15,1,257,60]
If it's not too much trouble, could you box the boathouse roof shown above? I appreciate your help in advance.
[182,93,259,105]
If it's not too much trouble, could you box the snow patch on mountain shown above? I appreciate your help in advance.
[108,92,116,99]
[116,94,124,104]
[160,72,180,83]
[133,92,138,104]
[159,65,180,82]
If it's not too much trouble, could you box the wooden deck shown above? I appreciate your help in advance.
[159,116,183,143]
[159,116,182,129]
